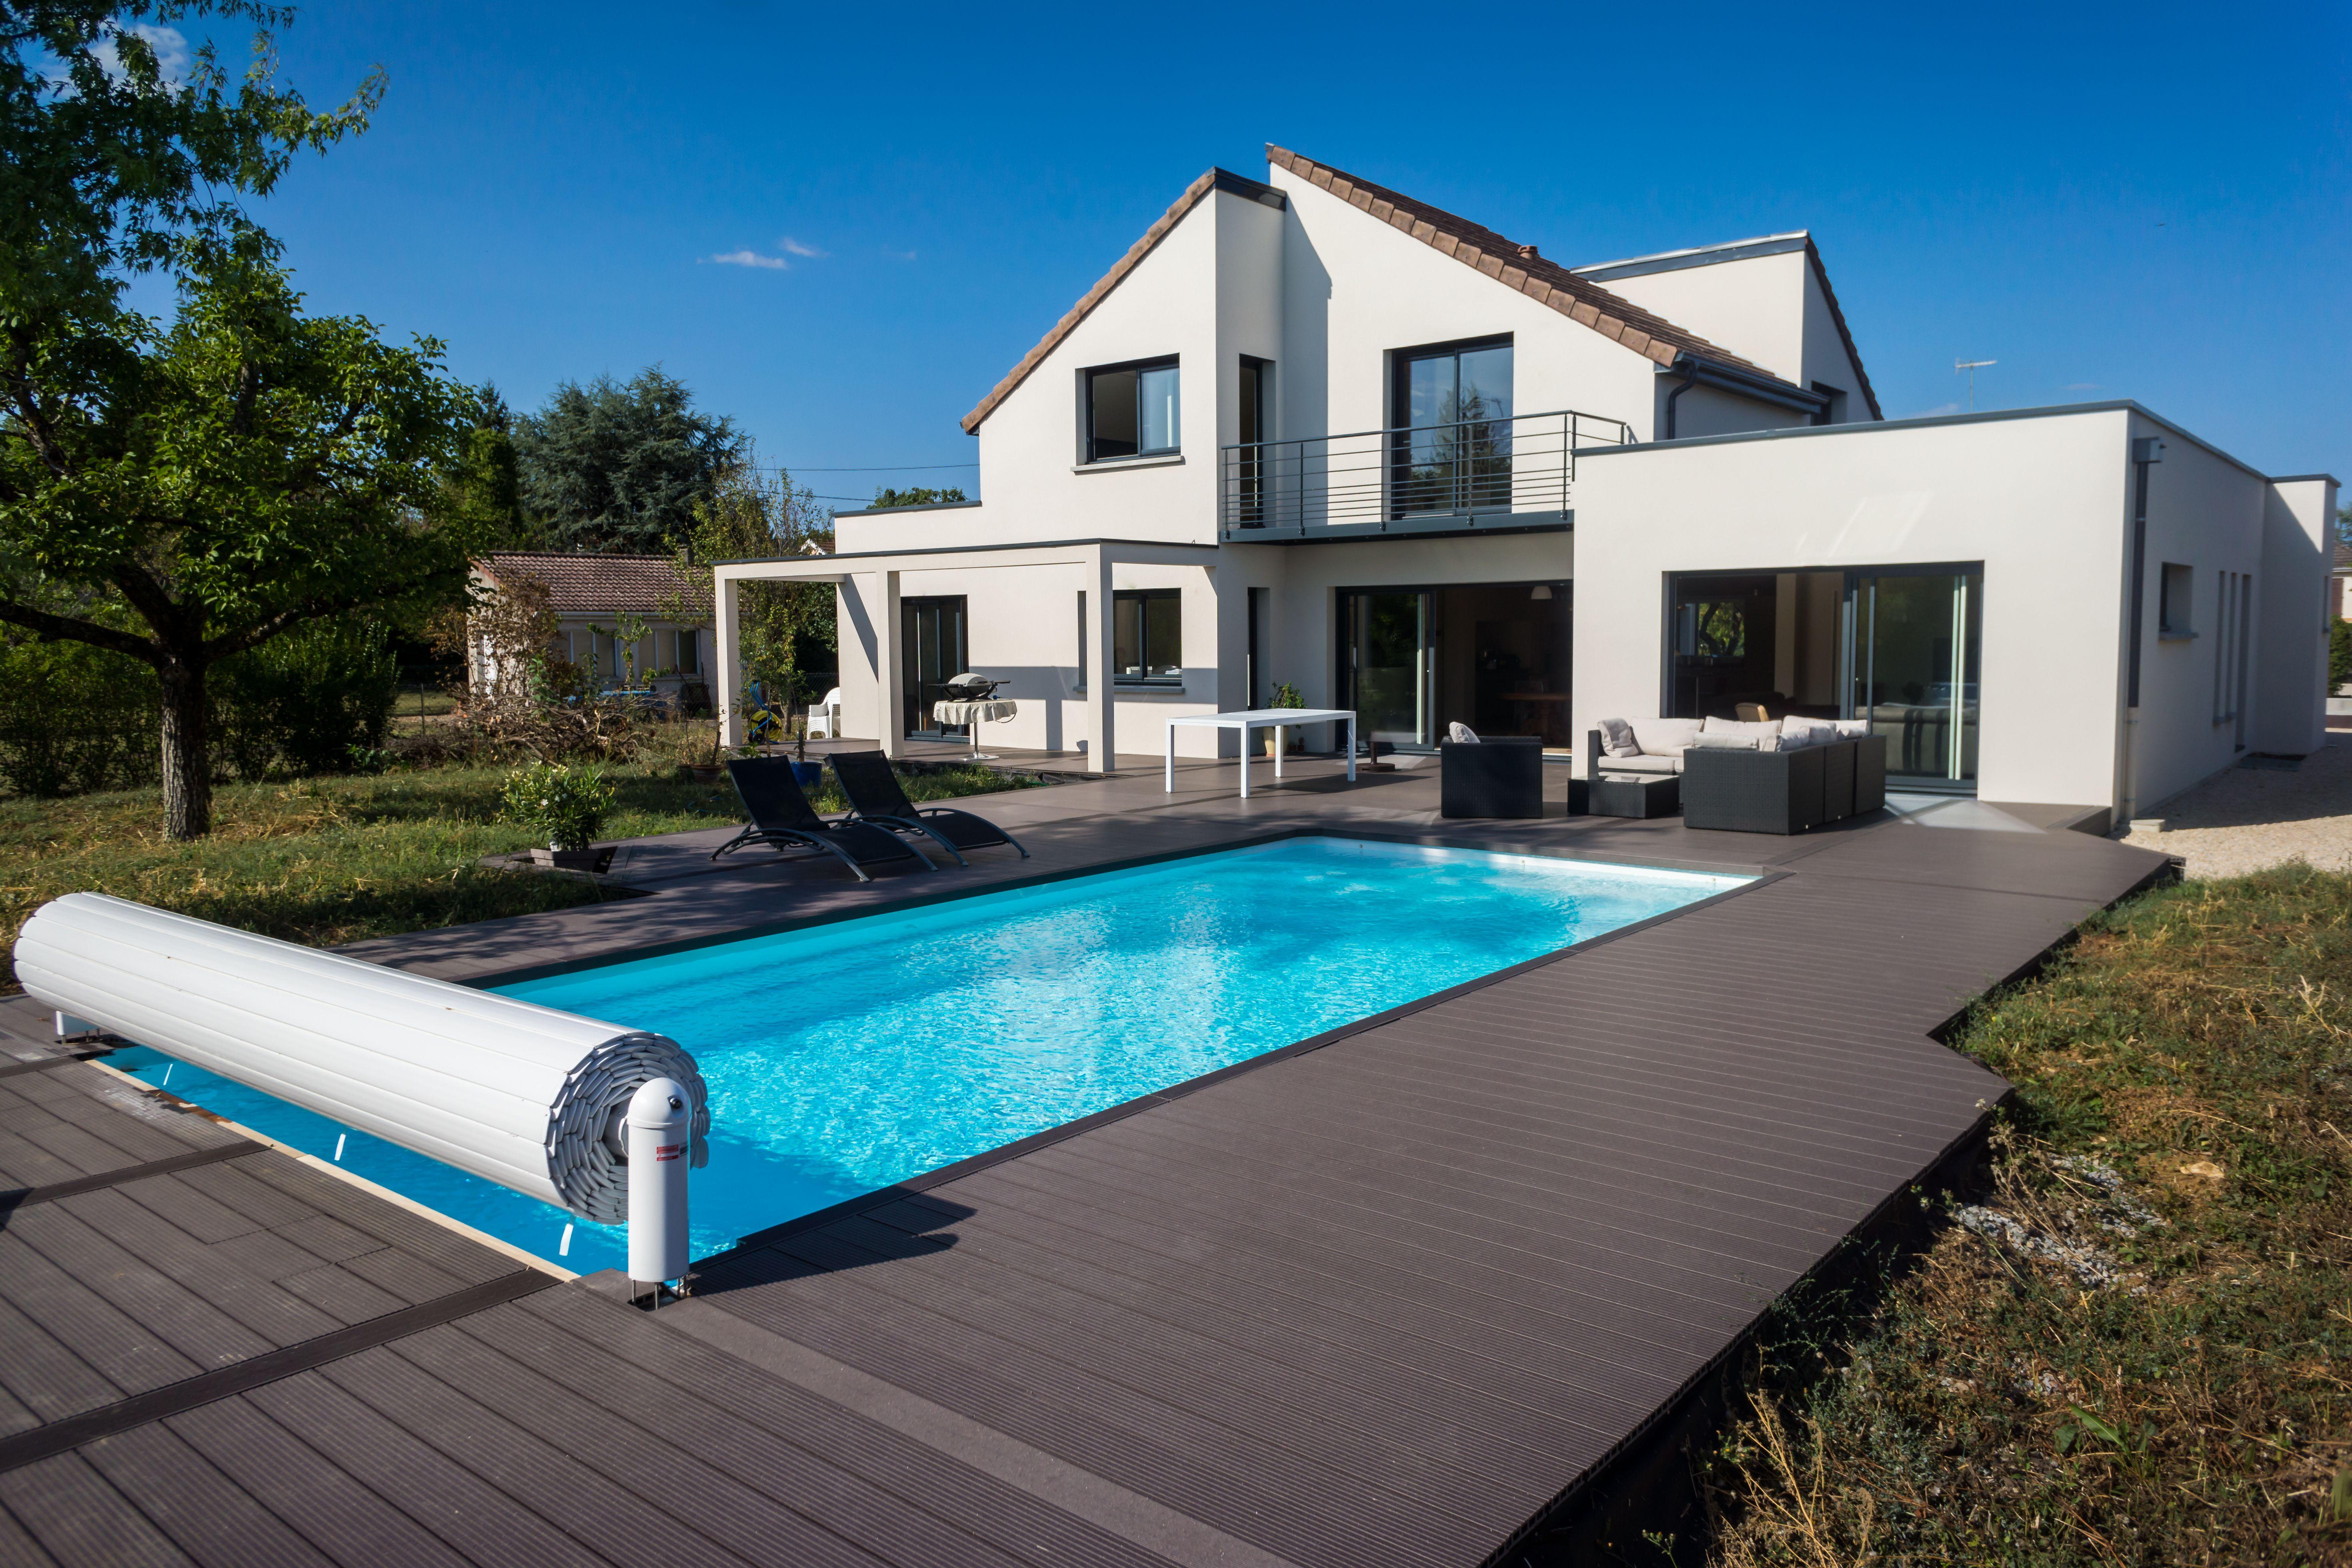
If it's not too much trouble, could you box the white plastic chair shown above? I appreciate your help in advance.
[807,687,841,739]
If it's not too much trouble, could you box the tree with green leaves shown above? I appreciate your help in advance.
[665,457,833,729]
[0,4,488,839]
[514,367,744,553]
[870,485,967,509]
[442,385,532,548]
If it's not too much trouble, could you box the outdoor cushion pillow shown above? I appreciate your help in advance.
[1830,718,1870,738]
[1779,717,1834,745]
[1628,717,1702,755]
[1689,731,1761,751]
[1447,721,1481,744]
[1599,717,1639,756]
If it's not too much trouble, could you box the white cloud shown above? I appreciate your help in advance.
[44,21,190,90]
[883,247,918,262]
[708,249,788,270]
[778,236,827,258]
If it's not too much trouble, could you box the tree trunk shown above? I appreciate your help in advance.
[158,658,212,840]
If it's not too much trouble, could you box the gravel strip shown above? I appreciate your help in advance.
[2121,733,2352,878]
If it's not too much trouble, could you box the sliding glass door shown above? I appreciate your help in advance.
[900,596,968,739]
[1847,569,1981,788]
[1343,590,1431,746]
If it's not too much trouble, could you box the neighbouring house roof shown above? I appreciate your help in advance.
[475,552,708,617]
[960,148,1810,436]
[1573,232,1884,421]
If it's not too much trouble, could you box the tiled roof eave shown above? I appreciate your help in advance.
[1266,144,1798,386]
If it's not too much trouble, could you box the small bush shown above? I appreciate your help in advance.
[498,761,617,850]
[218,619,401,778]
[2330,616,2351,693]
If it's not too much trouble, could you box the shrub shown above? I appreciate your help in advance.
[498,761,617,850]
[0,637,161,797]
[218,619,401,778]
[2330,615,2351,693]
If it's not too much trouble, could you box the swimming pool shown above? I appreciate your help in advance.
[111,838,1749,1274]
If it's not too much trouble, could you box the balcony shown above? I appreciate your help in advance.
[1219,407,1633,542]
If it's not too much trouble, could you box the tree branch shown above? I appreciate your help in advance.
[0,599,159,664]
[200,561,471,662]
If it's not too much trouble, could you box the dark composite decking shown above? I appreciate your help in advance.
[0,760,2171,1567]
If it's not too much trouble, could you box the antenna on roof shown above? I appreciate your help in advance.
[1954,359,1996,412]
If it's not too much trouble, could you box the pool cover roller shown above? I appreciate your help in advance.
[14,893,707,1225]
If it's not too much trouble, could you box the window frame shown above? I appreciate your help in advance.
[1083,356,1182,464]
[2158,561,2196,639]
[1111,587,1183,687]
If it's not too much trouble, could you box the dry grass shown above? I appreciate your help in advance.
[0,757,1026,988]
[1701,867,2352,1568]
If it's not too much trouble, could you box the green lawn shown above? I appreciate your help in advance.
[1705,868,2352,1568]
[0,758,1025,989]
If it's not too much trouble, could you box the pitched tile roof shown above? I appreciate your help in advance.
[477,552,708,616]
[961,168,1284,435]
[1264,144,1794,385]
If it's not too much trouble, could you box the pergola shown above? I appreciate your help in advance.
[711,537,1221,773]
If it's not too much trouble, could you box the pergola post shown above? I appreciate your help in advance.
[714,570,745,747]
[877,569,905,759]
[1088,548,1116,774]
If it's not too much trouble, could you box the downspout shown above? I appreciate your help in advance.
[2118,435,2165,822]
[1663,356,1701,441]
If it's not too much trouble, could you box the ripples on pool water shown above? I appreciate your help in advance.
[116,838,1748,1274]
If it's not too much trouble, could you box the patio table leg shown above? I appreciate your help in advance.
[1347,714,1357,781]
[1165,724,1175,793]
[1239,722,1251,799]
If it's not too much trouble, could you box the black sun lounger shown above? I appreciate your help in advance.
[711,757,935,880]
[828,749,1030,867]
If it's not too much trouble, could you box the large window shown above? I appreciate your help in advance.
[1113,589,1181,684]
[1389,336,1513,516]
[1087,358,1180,462]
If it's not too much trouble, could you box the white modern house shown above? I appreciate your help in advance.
[715,145,2340,825]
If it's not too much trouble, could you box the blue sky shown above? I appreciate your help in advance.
[167,0,2352,498]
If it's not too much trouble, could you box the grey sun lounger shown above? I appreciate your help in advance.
[827,749,1030,867]
[711,757,935,881]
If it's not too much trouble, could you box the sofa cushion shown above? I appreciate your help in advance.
[1627,717,1702,756]
[1778,717,1834,745]
[1702,716,1782,743]
[1689,730,1761,751]
[1599,753,1681,775]
[1829,718,1869,739]
[1598,717,1639,757]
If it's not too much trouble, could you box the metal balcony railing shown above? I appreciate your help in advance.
[1219,408,1634,539]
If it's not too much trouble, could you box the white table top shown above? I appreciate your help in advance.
[1166,708,1356,726]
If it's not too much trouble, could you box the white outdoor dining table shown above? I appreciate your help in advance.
[1165,709,1358,798]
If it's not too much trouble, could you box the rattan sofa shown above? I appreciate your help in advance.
[1581,721,1887,834]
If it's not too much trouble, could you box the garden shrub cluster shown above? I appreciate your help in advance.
[0,620,402,799]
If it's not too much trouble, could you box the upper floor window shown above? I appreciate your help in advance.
[1391,336,1513,516]
[1087,358,1179,462]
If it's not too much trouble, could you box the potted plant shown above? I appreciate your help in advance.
[500,761,618,871]
[1262,681,1307,756]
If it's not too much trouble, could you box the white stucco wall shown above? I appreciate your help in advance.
[1589,250,1809,388]
[2254,476,2338,757]
[1798,257,1872,419]
[1570,407,2304,813]
[1572,409,2138,809]
[2124,412,2272,810]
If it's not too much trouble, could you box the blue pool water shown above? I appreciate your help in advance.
[114,839,1747,1274]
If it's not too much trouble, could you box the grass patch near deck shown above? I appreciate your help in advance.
[0,759,1023,989]
[1705,867,2352,1568]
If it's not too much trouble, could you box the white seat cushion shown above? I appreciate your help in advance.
[1598,717,1639,757]
[1627,717,1702,756]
